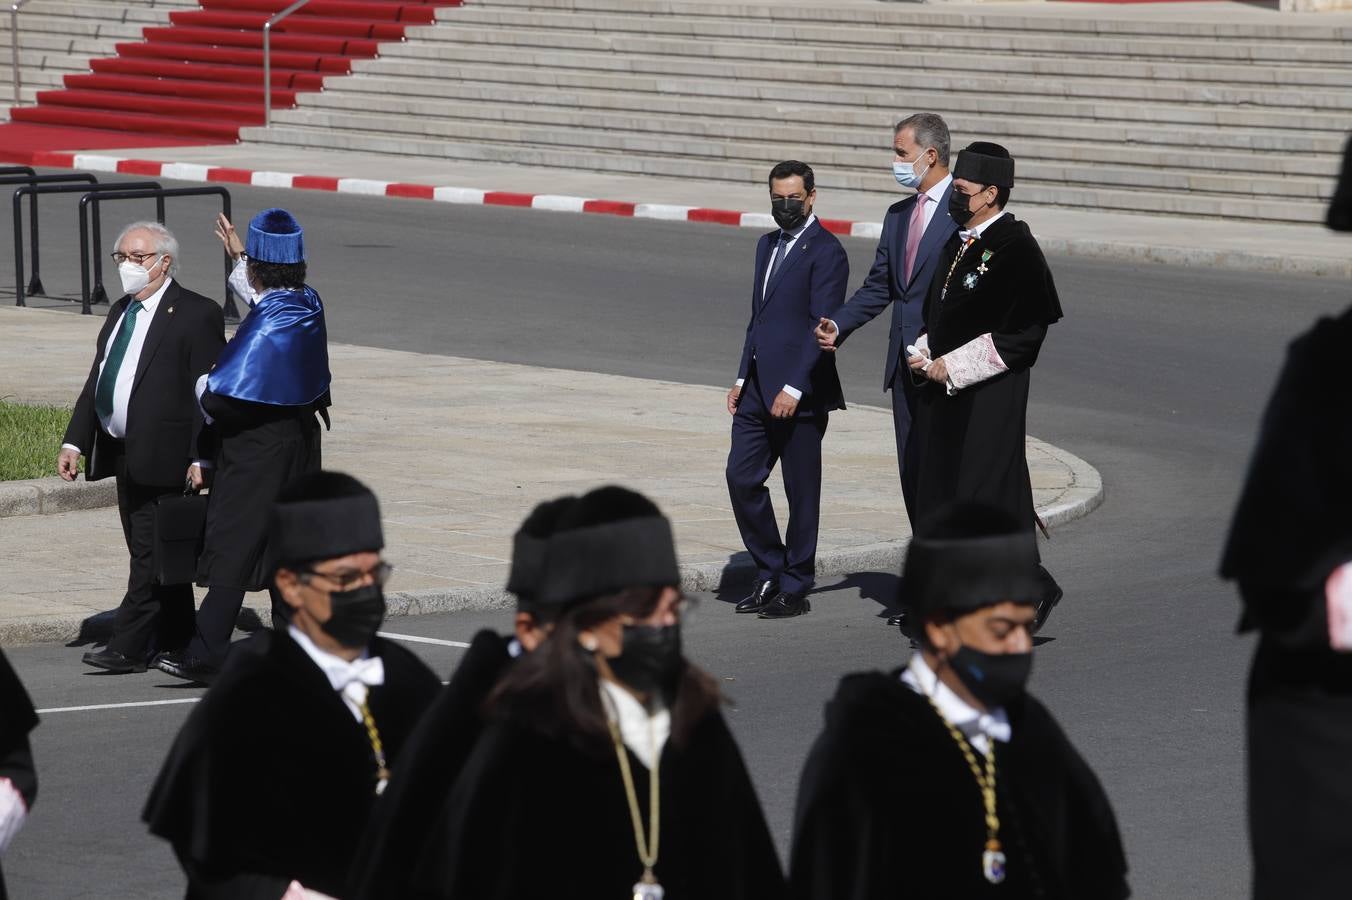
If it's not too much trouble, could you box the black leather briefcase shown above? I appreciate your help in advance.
[154,486,208,586]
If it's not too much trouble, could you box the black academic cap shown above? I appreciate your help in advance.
[269,471,383,570]
[1328,135,1352,232]
[900,502,1042,617]
[953,141,1015,189]
[507,495,579,610]
[537,486,680,608]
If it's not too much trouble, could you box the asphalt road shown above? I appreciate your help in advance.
[2,176,1350,898]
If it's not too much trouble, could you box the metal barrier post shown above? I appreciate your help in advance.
[79,187,236,320]
[89,192,170,306]
[263,0,312,127]
[9,1,32,108]
[12,181,161,311]
[5,173,98,306]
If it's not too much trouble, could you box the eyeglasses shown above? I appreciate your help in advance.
[111,251,160,265]
[299,561,394,592]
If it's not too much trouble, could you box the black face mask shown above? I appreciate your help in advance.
[948,188,983,228]
[771,197,808,231]
[608,624,683,698]
[320,583,386,649]
[948,645,1032,708]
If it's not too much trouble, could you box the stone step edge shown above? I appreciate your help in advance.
[0,442,1105,645]
[4,148,1346,280]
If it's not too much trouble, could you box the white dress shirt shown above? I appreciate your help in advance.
[289,625,384,723]
[599,679,671,771]
[957,208,1009,244]
[736,213,818,401]
[918,173,953,233]
[62,278,173,454]
[901,652,1010,757]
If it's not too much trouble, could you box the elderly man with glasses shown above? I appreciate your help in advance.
[60,221,225,674]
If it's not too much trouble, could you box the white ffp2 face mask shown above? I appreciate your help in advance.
[118,256,161,296]
[228,257,260,307]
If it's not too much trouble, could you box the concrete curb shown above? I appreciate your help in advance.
[0,476,117,519]
[6,150,1345,278]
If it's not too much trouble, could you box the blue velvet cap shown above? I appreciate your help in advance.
[245,208,305,263]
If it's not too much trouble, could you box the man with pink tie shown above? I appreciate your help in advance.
[814,113,957,626]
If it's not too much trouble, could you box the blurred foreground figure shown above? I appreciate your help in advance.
[144,472,438,899]
[414,486,784,899]
[347,495,577,900]
[0,650,37,900]
[1220,136,1352,900]
[790,503,1129,899]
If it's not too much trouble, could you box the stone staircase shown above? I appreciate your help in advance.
[3,0,461,141]
[0,0,196,114]
[242,0,1352,223]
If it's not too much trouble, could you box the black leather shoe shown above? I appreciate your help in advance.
[153,650,219,685]
[735,579,779,614]
[887,612,908,629]
[758,591,810,619]
[82,647,147,674]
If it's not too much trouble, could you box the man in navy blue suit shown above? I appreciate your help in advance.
[727,161,849,619]
[815,113,957,526]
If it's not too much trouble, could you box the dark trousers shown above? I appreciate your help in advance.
[726,372,828,597]
[890,363,919,523]
[108,459,195,659]
[186,586,287,667]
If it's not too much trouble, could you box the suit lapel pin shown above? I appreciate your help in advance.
[167,306,174,314]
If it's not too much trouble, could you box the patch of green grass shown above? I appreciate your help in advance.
[0,400,74,481]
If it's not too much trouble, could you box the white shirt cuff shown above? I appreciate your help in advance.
[1327,562,1352,651]
[192,460,213,470]
[0,778,28,853]
[782,385,803,400]
[195,373,214,425]
[735,378,745,388]
[61,443,82,455]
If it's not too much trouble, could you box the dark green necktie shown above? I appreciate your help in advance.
[94,301,144,423]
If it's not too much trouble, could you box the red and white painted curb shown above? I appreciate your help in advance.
[24,150,884,240]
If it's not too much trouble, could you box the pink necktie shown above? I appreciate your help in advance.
[903,193,929,285]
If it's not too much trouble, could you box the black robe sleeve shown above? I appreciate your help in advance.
[0,651,38,808]
[1221,306,1352,644]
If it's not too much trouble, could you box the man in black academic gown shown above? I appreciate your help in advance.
[144,472,439,899]
[0,650,38,900]
[346,494,577,900]
[906,142,1064,630]
[1220,135,1352,900]
[790,502,1129,899]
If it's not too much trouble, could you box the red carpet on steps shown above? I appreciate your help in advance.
[6,0,461,151]
[0,122,223,165]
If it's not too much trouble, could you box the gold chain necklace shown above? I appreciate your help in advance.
[357,698,391,795]
[925,694,1007,884]
[940,237,977,301]
[603,690,664,900]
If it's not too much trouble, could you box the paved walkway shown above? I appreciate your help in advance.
[0,304,1101,644]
